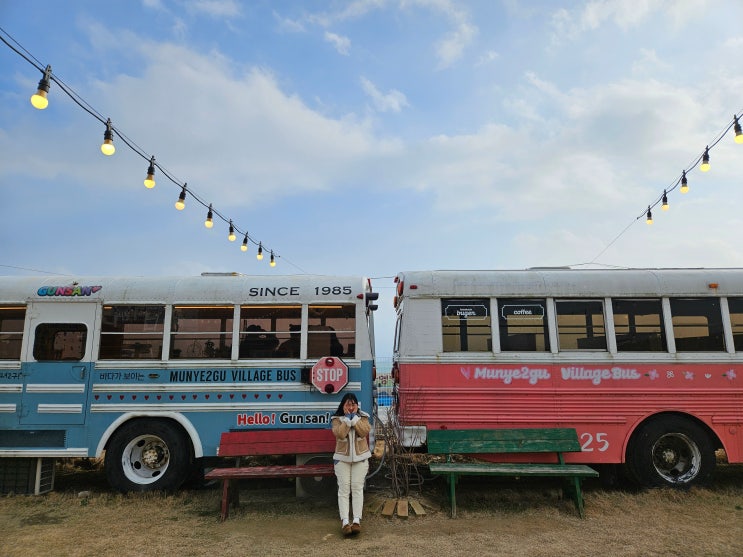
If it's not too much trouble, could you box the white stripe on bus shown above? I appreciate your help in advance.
[25,384,86,393]
[37,404,83,413]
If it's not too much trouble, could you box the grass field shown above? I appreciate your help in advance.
[1,460,742,557]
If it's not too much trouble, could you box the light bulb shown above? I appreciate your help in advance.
[30,65,51,110]
[30,89,48,109]
[175,186,187,210]
[270,251,276,267]
[205,205,214,228]
[680,170,688,193]
[700,146,710,172]
[144,156,156,188]
[661,191,669,211]
[257,243,263,260]
[228,221,236,242]
[734,116,743,144]
[241,234,248,252]
[646,208,653,225]
[100,119,115,155]
[101,138,115,156]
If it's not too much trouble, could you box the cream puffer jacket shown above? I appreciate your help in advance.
[331,409,371,463]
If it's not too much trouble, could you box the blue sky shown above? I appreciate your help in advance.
[1,0,742,357]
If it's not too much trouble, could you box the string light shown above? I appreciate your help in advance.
[228,220,236,242]
[628,112,741,233]
[175,185,187,210]
[700,146,710,172]
[257,242,263,260]
[100,118,115,155]
[0,29,289,268]
[734,115,743,144]
[270,251,276,267]
[143,156,156,188]
[30,64,51,109]
[204,204,214,228]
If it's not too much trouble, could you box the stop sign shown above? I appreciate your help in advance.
[311,356,348,394]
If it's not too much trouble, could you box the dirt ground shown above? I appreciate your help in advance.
[2,460,743,557]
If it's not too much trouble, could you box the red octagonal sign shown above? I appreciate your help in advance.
[311,356,348,394]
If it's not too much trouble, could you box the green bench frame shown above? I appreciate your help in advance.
[427,428,599,518]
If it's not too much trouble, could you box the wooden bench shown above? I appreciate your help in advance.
[427,428,599,518]
[205,429,336,521]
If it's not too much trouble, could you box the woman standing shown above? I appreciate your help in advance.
[331,393,371,536]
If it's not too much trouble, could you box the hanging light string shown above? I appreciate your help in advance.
[637,112,743,223]
[0,27,301,271]
[587,110,743,263]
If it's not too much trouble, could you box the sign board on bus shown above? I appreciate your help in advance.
[443,303,488,320]
[311,356,348,394]
[501,304,545,321]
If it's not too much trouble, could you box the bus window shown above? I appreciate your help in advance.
[393,313,402,354]
[33,323,87,361]
[612,299,666,352]
[441,298,491,352]
[0,306,25,360]
[728,297,743,351]
[556,300,606,350]
[670,298,724,351]
[308,304,355,358]
[99,305,165,360]
[497,298,550,351]
[170,306,233,359]
[239,305,301,359]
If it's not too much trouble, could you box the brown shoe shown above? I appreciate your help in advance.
[351,522,361,534]
[342,524,353,536]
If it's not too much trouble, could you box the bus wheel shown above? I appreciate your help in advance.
[627,416,715,488]
[105,419,192,493]
[297,455,335,497]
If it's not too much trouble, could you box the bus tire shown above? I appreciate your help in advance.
[105,419,193,493]
[296,455,335,497]
[626,415,715,488]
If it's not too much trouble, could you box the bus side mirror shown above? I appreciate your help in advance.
[365,292,379,312]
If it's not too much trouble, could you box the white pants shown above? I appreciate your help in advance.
[334,459,369,522]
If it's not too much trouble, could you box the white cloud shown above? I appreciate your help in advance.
[631,48,671,76]
[475,50,499,67]
[306,0,390,26]
[324,31,351,55]
[435,20,478,69]
[0,38,404,209]
[273,11,305,33]
[185,0,242,18]
[299,0,478,68]
[550,0,707,42]
[381,69,737,238]
[406,0,478,68]
[360,77,409,113]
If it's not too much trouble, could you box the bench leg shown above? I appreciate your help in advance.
[220,479,231,521]
[219,479,241,521]
[448,474,458,518]
[565,477,586,519]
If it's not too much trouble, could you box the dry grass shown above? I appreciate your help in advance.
[1,461,742,557]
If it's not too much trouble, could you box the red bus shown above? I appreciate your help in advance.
[391,268,743,487]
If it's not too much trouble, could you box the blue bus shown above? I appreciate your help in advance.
[0,273,377,491]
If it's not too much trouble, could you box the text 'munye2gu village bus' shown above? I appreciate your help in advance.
[391,268,743,487]
[0,273,378,492]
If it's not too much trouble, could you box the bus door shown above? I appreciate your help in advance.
[19,302,98,426]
